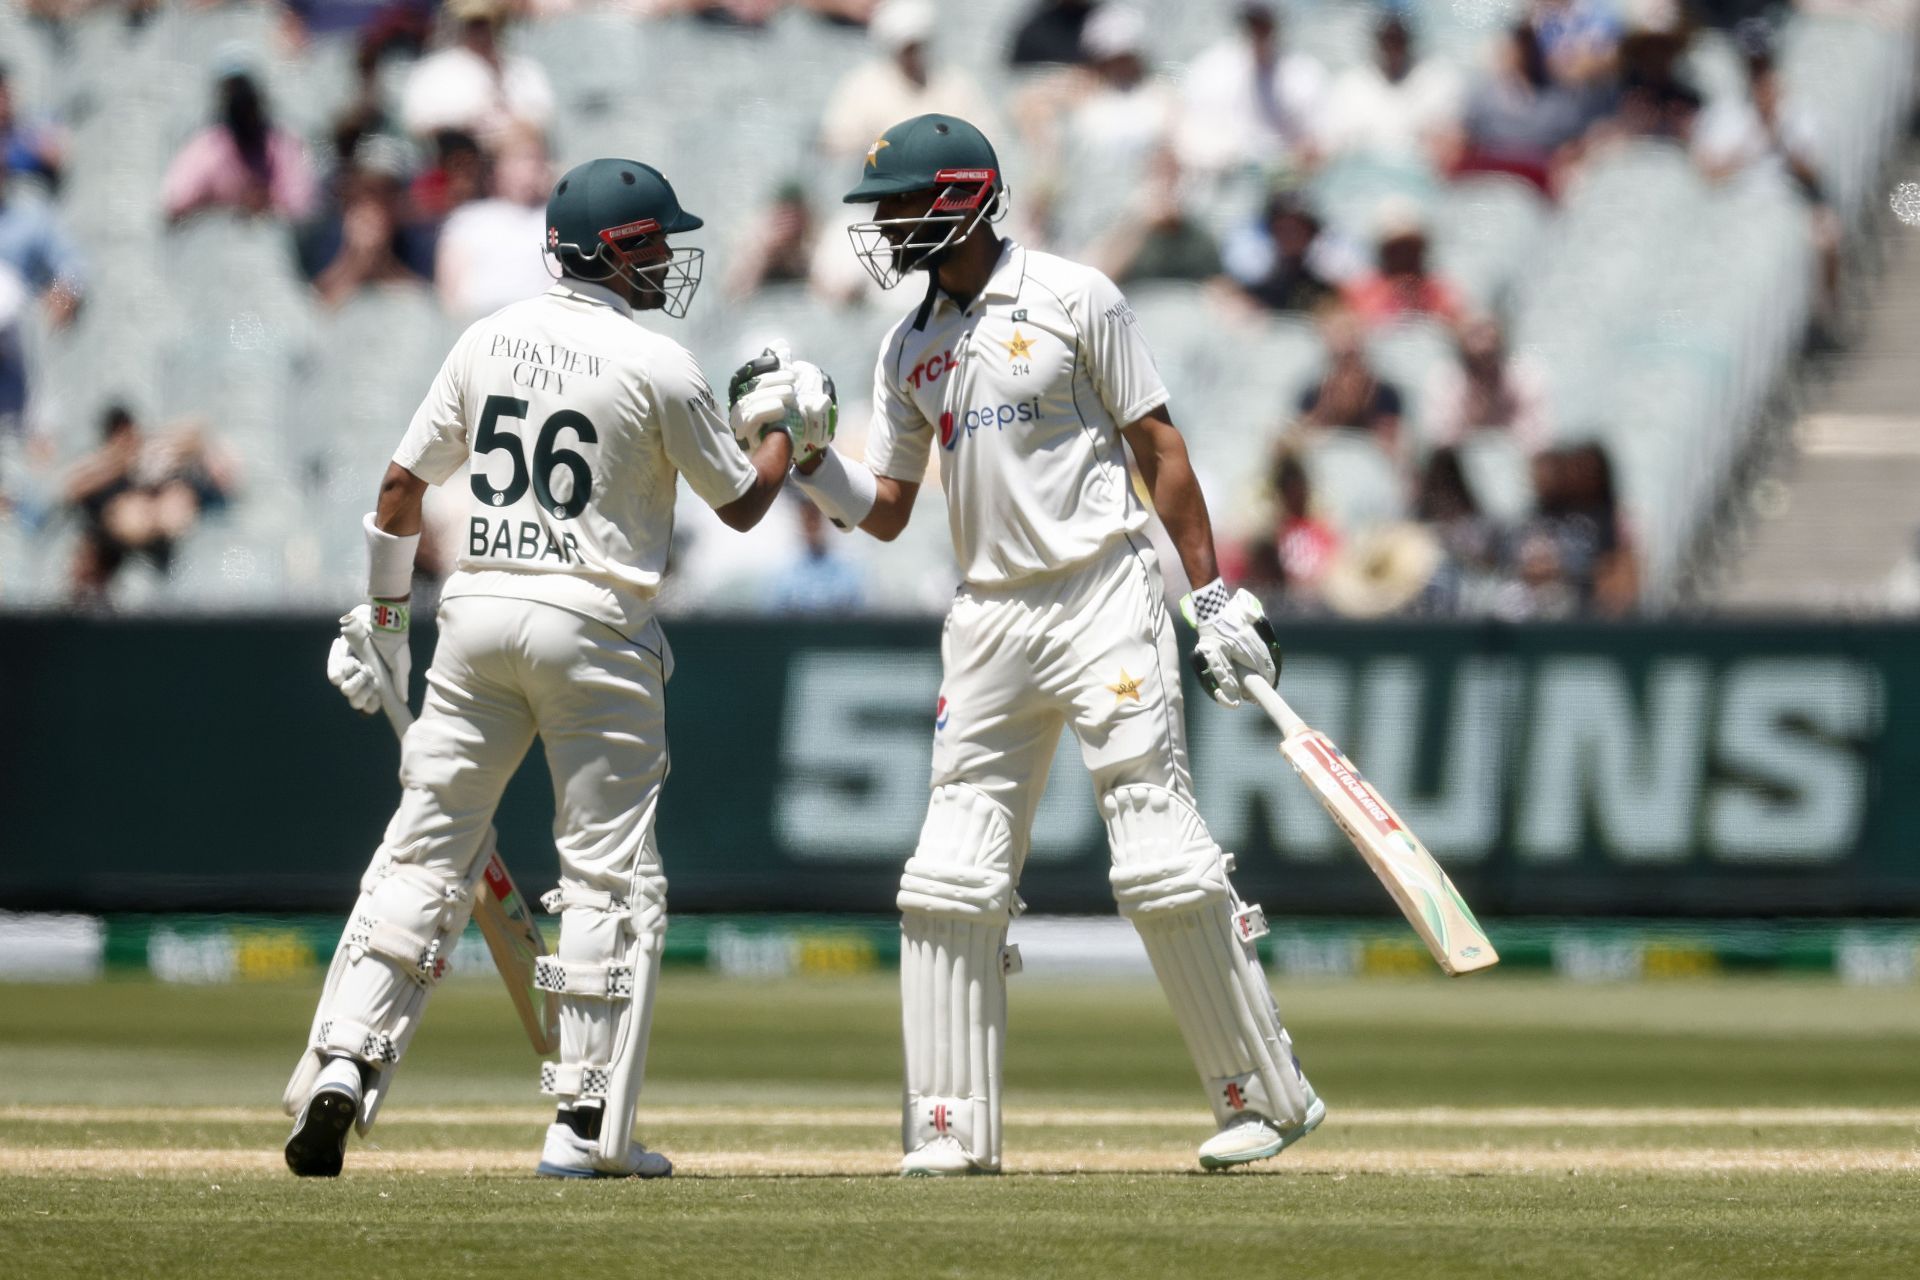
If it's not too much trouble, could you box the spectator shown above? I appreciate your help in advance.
[308,140,436,306]
[1087,148,1221,285]
[1448,21,1597,194]
[63,405,236,606]
[1295,309,1403,455]
[1497,523,1580,618]
[765,498,868,613]
[1529,0,1621,88]
[1510,440,1637,615]
[1221,184,1359,301]
[0,160,84,435]
[400,0,555,149]
[1316,14,1462,168]
[0,263,31,441]
[671,0,787,27]
[411,129,487,224]
[1426,315,1552,452]
[1061,6,1177,171]
[0,159,83,317]
[1412,445,1505,609]
[724,180,816,299]
[1606,7,1702,144]
[435,127,552,321]
[1341,199,1466,330]
[1692,38,1841,334]
[819,0,996,161]
[1242,444,1339,607]
[161,63,319,225]
[1235,191,1342,314]
[1176,3,1326,179]
[283,0,435,44]
[0,64,65,190]
[327,39,404,178]
[1009,0,1100,68]
[1008,5,1175,250]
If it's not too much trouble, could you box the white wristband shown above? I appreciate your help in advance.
[363,511,420,601]
[790,450,877,530]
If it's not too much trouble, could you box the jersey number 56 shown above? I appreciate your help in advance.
[471,393,597,520]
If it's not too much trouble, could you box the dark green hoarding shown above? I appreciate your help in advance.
[2,616,1916,916]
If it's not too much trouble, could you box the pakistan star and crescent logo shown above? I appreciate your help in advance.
[1003,328,1035,363]
[866,137,890,168]
[1107,668,1143,704]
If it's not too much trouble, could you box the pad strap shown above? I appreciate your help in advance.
[534,956,635,1000]
[543,880,668,946]
[318,1017,399,1064]
[348,912,446,983]
[541,1061,612,1100]
[542,886,622,914]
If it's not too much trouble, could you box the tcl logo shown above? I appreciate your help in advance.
[907,350,955,389]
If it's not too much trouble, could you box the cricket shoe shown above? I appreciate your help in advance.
[900,1135,996,1178]
[285,1057,363,1177]
[1197,1093,1327,1171]
[535,1123,673,1179]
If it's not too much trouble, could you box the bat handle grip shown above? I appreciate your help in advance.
[1241,673,1307,738]
[344,624,415,739]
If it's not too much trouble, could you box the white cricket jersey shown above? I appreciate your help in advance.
[866,240,1169,586]
[393,279,755,639]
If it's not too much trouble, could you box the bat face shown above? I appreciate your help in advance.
[1282,730,1498,975]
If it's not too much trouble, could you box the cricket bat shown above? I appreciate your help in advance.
[1242,673,1498,976]
[345,620,561,1053]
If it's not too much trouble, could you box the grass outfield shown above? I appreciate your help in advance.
[2,975,1917,1278]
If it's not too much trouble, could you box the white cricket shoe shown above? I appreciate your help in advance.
[1197,1094,1327,1171]
[900,1135,995,1178]
[285,1057,363,1178]
[534,1123,673,1179]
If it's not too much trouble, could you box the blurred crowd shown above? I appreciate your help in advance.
[0,0,1875,616]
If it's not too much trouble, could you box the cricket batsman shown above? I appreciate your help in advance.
[282,157,804,1178]
[775,114,1324,1174]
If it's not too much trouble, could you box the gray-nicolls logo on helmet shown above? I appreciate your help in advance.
[843,114,1009,292]
[544,158,706,318]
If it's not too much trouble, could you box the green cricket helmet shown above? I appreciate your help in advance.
[843,114,1006,289]
[545,158,705,317]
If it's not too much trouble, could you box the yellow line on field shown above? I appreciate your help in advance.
[2,1146,1916,1177]
[4,1105,1919,1128]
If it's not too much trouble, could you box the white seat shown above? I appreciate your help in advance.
[1301,432,1405,534]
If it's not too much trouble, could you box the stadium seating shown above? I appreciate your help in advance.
[0,0,1911,614]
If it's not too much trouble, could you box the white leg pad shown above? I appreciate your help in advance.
[898,784,1020,1171]
[284,851,476,1134]
[539,861,667,1164]
[1105,784,1315,1129]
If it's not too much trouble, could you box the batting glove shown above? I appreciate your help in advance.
[789,359,838,468]
[1180,580,1282,709]
[326,601,410,716]
[727,344,800,451]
